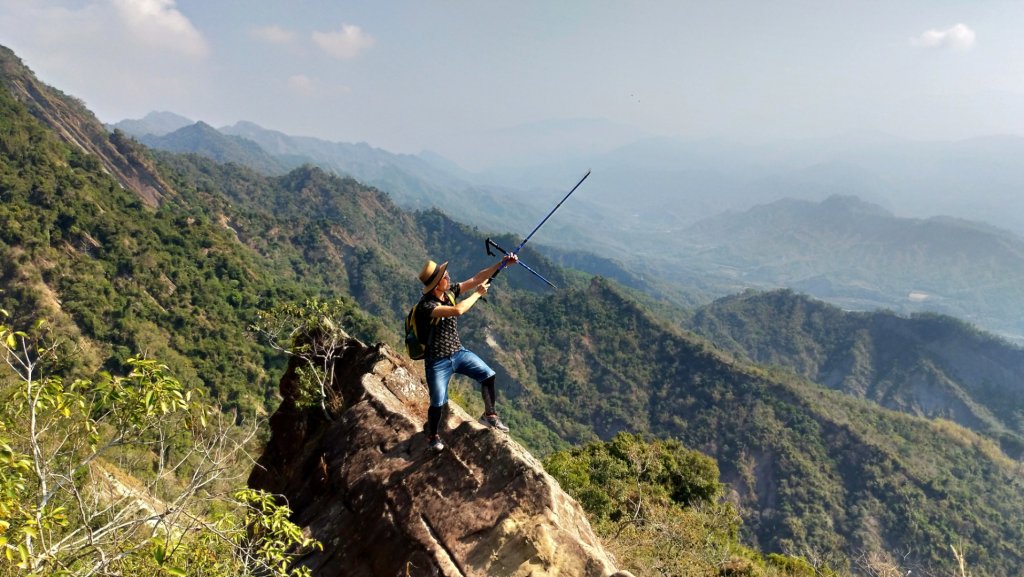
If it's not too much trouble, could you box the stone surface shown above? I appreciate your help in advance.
[249,334,624,577]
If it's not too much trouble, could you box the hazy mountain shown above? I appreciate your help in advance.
[109,110,193,137]
[158,117,613,265]
[128,109,1024,343]
[672,195,1024,342]
[137,121,289,175]
[481,130,1024,238]
[6,43,1024,574]
[219,120,470,203]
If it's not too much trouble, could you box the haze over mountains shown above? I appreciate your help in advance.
[113,111,1024,342]
[7,43,1024,575]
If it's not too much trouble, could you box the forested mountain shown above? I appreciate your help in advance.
[117,113,628,275]
[137,122,289,175]
[119,109,1024,345]
[486,279,1024,573]
[4,44,1024,575]
[688,289,1024,456]
[130,115,549,236]
[0,44,587,413]
[220,120,472,204]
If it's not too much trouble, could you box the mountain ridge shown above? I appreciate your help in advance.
[5,43,1024,575]
[492,278,1024,572]
[687,289,1024,455]
[0,46,173,207]
[109,110,193,137]
[673,195,1024,341]
[137,121,288,175]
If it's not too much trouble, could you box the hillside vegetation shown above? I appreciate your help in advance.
[688,289,1024,456]
[2,44,1022,576]
[128,107,1024,344]
[486,278,1024,574]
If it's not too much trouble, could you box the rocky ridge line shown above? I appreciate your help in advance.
[248,331,634,577]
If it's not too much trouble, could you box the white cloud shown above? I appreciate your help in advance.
[911,23,976,51]
[312,24,375,60]
[111,0,208,57]
[251,25,295,45]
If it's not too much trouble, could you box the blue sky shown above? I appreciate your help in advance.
[3,1,1023,168]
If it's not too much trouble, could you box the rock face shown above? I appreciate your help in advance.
[248,333,628,577]
[0,45,172,207]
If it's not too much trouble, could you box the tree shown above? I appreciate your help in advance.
[249,297,375,418]
[0,311,318,576]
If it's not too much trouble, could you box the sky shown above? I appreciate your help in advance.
[3,0,1024,169]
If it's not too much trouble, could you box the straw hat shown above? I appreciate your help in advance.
[418,260,449,294]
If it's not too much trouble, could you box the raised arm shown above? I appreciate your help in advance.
[430,254,518,319]
[430,283,489,318]
[460,254,518,293]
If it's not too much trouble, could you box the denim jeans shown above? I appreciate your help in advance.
[425,348,496,407]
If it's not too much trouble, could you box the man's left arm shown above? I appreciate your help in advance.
[459,254,518,293]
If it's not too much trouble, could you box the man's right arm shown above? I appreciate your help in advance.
[430,283,489,318]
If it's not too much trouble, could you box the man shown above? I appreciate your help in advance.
[416,253,518,452]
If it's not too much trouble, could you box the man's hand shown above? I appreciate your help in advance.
[503,253,519,267]
[476,281,491,296]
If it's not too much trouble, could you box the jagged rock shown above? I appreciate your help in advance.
[249,333,626,577]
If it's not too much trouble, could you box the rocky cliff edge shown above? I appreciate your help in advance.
[248,332,632,577]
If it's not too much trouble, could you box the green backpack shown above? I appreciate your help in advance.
[404,293,454,360]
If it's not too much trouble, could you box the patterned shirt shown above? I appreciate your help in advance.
[416,283,463,360]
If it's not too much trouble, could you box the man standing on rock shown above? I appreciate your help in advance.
[416,254,518,452]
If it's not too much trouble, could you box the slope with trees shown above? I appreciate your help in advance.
[687,289,1024,456]
[487,279,1024,575]
[3,42,1024,575]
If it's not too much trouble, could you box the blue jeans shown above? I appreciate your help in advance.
[425,348,496,407]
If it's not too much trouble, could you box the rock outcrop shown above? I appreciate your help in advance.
[248,332,631,577]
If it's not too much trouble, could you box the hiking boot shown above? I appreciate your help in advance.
[428,435,445,452]
[480,413,510,432]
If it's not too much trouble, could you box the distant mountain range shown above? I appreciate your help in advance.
[111,113,595,248]
[9,43,1024,575]
[136,121,288,175]
[673,195,1024,342]
[109,110,193,137]
[108,113,1024,343]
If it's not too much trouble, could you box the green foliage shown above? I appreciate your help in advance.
[687,289,1024,454]
[544,432,723,524]
[544,434,824,577]
[3,56,1022,576]
[0,313,318,576]
[493,279,1024,576]
[228,488,322,577]
[765,553,817,577]
[250,298,381,413]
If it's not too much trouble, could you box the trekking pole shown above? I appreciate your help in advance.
[486,238,556,288]
[488,169,591,284]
